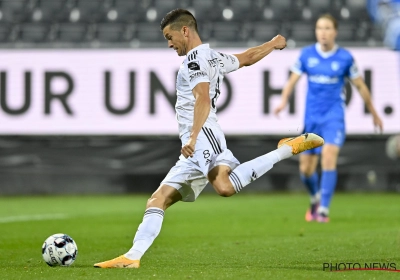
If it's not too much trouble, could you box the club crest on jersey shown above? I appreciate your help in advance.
[331,61,340,71]
[307,57,319,68]
[188,61,200,73]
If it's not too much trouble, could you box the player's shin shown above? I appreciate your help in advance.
[319,170,338,215]
[229,146,292,192]
[125,207,164,260]
[300,172,320,202]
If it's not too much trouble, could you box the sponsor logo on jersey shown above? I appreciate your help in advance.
[189,71,207,82]
[331,61,340,71]
[208,58,219,67]
[307,57,320,68]
[309,75,339,84]
[188,61,200,72]
[208,57,224,68]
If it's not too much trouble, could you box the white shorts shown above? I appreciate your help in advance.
[161,126,240,202]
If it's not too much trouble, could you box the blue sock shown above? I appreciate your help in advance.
[320,170,338,208]
[300,172,319,197]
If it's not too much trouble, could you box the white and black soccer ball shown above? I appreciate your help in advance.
[42,233,78,266]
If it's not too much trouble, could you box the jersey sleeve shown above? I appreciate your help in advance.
[291,49,306,75]
[347,57,360,80]
[217,52,239,74]
[185,55,211,90]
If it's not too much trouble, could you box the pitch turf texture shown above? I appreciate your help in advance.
[1,194,399,280]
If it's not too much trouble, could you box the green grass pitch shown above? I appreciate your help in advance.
[0,193,399,280]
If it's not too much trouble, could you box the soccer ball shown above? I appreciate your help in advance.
[42,233,78,266]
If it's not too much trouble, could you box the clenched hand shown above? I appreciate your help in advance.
[272,34,287,50]
[181,137,196,158]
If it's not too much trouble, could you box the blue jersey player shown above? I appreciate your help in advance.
[275,14,383,222]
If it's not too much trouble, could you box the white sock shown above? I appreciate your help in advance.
[275,144,294,160]
[124,207,164,260]
[317,206,329,216]
[229,146,292,192]
[310,192,321,204]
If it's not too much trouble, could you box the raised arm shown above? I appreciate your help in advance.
[350,76,383,132]
[233,35,287,68]
[181,82,210,158]
[274,72,302,116]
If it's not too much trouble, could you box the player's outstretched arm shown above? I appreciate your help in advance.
[233,35,287,69]
[274,72,301,116]
[181,82,210,158]
[351,76,383,132]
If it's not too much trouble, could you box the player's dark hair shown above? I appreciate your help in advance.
[160,9,198,33]
[317,14,338,30]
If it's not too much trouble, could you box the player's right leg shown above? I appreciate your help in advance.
[93,184,182,268]
[299,153,320,221]
[318,143,340,223]
[209,133,324,196]
[315,120,344,222]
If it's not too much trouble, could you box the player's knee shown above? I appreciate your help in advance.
[213,181,235,197]
[321,154,337,169]
[321,158,336,170]
[146,193,167,209]
[216,187,235,197]
[299,163,313,176]
[321,145,339,169]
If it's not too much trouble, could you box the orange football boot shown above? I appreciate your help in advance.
[94,255,140,268]
[277,133,324,155]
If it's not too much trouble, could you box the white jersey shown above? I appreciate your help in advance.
[175,44,240,137]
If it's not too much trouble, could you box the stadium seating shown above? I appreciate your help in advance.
[96,23,126,42]
[136,23,162,42]
[290,21,316,42]
[337,21,357,42]
[252,21,281,42]
[19,23,49,42]
[57,23,88,42]
[308,0,331,19]
[0,0,383,46]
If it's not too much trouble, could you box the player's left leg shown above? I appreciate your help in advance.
[208,133,324,196]
[316,121,345,222]
[299,153,320,221]
[317,144,340,222]
[123,184,182,261]
[94,184,182,268]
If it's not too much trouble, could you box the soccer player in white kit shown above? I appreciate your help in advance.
[94,9,324,268]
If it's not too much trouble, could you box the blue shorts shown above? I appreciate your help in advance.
[302,120,345,155]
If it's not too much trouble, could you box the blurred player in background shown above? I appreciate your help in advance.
[367,0,400,50]
[368,1,400,160]
[274,14,383,223]
[94,9,324,268]
[386,134,400,159]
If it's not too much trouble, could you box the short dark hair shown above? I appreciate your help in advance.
[160,9,198,33]
[317,14,338,30]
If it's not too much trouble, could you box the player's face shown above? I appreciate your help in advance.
[163,25,187,56]
[315,18,337,46]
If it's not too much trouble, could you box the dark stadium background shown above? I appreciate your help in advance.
[0,0,399,195]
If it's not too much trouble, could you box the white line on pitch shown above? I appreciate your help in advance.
[0,214,68,223]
